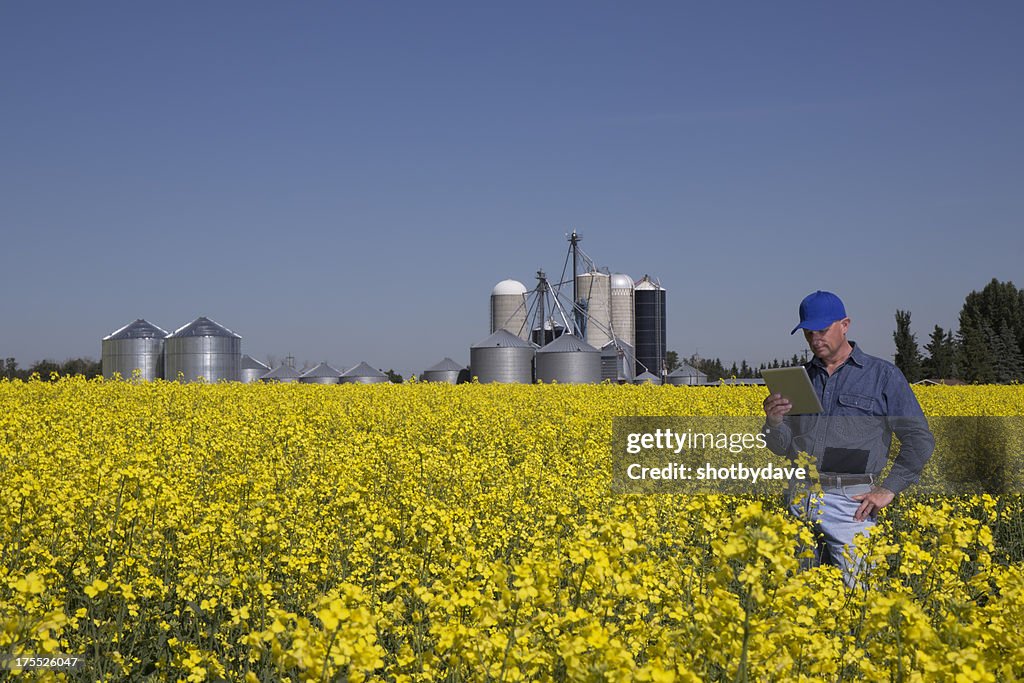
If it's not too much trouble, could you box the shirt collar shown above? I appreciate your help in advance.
[809,340,864,369]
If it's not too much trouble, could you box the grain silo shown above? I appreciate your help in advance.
[576,270,612,349]
[490,279,529,340]
[164,316,241,382]
[240,355,270,384]
[300,362,343,384]
[531,321,566,347]
[601,340,635,383]
[470,329,536,383]
[536,334,602,384]
[339,362,390,384]
[101,319,168,380]
[634,371,662,385]
[260,364,301,383]
[421,358,470,384]
[610,273,635,348]
[666,364,706,386]
[634,275,666,377]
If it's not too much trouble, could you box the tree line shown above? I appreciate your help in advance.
[664,351,807,382]
[894,278,1024,383]
[2,357,103,381]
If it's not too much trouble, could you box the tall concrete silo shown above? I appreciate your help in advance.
[261,364,301,383]
[240,355,270,384]
[421,358,470,384]
[300,362,343,384]
[634,275,666,377]
[601,340,635,384]
[576,271,612,349]
[491,279,529,340]
[101,319,168,381]
[610,273,635,348]
[536,334,601,384]
[164,316,241,383]
[339,362,389,384]
[470,329,536,383]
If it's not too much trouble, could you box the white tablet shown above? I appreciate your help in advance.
[760,366,823,415]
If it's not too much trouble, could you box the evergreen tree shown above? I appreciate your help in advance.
[893,309,923,382]
[959,322,996,384]
[665,351,680,373]
[957,279,1024,382]
[991,323,1024,383]
[923,325,957,379]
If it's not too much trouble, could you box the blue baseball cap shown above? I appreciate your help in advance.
[791,290,847,334]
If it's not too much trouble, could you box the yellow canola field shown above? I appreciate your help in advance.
[1,378,1023,682]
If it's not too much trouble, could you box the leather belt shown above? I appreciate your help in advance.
[815,472,874,488]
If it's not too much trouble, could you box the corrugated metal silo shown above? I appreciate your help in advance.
[339,362,390,384]
[634,275,666,377]
[634,371,663,385]
[536,334,602,384]
[299,362,343,384]
[240,355,270,384]
[601,340,635,383]
[666,364,706,386]
[491,279,529,340]
[610,273,635,348]
[470,329,536,383]
[576,271,612,349]
[421,358,470,384]
[164,316,242,382]
[101,319,168,381]
[261,364,301,383]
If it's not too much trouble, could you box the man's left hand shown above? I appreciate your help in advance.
[850,487,895,521]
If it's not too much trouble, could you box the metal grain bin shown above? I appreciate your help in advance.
[164,316,241,383]
[601,340,635,383]
[339,361,389,384]
[491,279,530,340]
[634,371,662,385]
[260,364,301,383]
[610,273,635,348]
[240,355,270,384]
[634,275,666,377]
[101,319,168,381]
[421,357,470,384]
[300,362,343,384]
[576,271,612,349]
[470,329,536,383]
[666,364,706,386]
[536,334,601,384]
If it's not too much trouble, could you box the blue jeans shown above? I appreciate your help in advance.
[788,483,876,588]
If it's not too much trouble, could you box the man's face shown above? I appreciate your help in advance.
[803,318,850,360]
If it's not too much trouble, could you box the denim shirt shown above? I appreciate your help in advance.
[762,342,935,494]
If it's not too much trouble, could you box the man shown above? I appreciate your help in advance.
[762,290,935,587]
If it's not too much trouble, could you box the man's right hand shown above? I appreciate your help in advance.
[763,393,792,427]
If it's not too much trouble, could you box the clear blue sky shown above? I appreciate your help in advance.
[3,2,1022,378]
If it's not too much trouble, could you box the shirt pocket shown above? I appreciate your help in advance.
[836,393,876,415]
